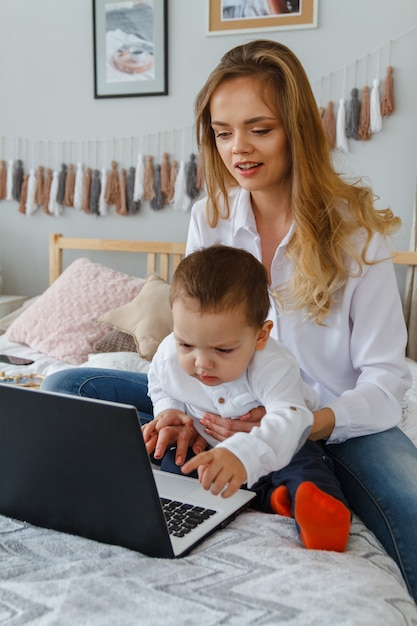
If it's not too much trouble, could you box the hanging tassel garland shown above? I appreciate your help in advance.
[322,101,336,149]
[160,152,171,204]
[6,160,14,200]
[142,155,155,201]
[116,168,127,215]
[126,166,140,214]
[73,162,84,210]
[358,86,371,140]
[0,160,7,200]
[34,165,44,207]
[63,163,75,207]
[0,65,397,223]
[345,88,361,139]
[0,133,209,216]
[166,159,177,204]
[133,153,144,202]
[89,169,101,214]
[99,168,108,216]
[82,167,92,213]
[48,170,61,216]
[18,174,28,214]
[25,169,38,215]
[185,154,200,200]
[370,78,383,133]
[12,159,24,201]
[104,161,119,205]
[150,164,165,210]
[381,66,394,116]
[336,99,349,153]
[171,160,189,212]
[56,163,67,205]
[42,168,53,214]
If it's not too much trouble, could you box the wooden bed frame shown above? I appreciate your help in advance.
[49,233,186,284]
[391,251,417,266]
[49,233,417,285]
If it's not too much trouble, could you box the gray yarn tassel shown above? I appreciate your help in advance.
[89,169,101,214]
[185,153,199,200]
[12,159,24,201]
[126,166,140,214]
[56,163,67,204]
[150,164,165,210]
[345,88,361,140]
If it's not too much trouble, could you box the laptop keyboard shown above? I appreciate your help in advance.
[161,498,216,538]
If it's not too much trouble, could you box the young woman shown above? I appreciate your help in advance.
[42,40,417,601]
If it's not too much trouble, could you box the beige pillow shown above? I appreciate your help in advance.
[97,273,172,361]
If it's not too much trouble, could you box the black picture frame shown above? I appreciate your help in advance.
[93,0,168,98]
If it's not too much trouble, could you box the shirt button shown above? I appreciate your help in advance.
[218,397,225,404]
[289,406,297,411]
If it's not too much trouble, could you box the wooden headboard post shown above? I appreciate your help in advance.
[49,234,186,284]
[49,233,65,284]
[391,251,417,266]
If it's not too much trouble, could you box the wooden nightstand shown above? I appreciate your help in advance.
[0,295,27,318]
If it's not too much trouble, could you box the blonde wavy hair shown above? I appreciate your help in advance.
[194,40,401,323]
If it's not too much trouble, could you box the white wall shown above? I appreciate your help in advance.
[0,0,416,296]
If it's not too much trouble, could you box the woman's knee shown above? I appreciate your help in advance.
[41,367,153,421]
[326,427,417,494]
[41,368,86,394]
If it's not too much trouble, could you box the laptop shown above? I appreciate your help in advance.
[0,383,255,558]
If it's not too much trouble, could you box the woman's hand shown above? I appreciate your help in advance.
[197,405,336,444]
[141,409,207,465]
[308,407,336,441]
[199,406,266,442]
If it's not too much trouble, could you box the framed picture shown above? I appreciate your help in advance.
[207,0,318,36]
[93,0,168,98]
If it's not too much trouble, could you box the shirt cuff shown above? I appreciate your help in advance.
[326,401,352,443]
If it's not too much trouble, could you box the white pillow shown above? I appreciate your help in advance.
[84,351,151,373]
[0,296,39,332]
[6,258,145,365]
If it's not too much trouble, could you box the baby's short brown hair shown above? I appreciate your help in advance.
[170,245,270,328]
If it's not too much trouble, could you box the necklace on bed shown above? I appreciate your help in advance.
[0,372,45,388]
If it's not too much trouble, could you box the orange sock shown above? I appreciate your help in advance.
[294,481,351,552]
[270,485,292,517]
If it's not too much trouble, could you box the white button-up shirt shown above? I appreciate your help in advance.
[148,334,317,487]
[185,187,411,443]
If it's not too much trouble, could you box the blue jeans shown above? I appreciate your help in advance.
[41,368,417,602]
[326,429,417,601]
[42,368,154,424]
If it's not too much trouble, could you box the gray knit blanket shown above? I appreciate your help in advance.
[0,509,416,626]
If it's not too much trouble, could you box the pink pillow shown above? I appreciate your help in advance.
[6,258,145,364]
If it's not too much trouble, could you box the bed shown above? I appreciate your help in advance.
[0,233,416,625]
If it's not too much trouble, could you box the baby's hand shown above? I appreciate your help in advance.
[182,448,247,498]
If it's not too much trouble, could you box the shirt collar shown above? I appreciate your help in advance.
[280,220,295,249]
[231,188,258,237]
[231,188,295,248]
